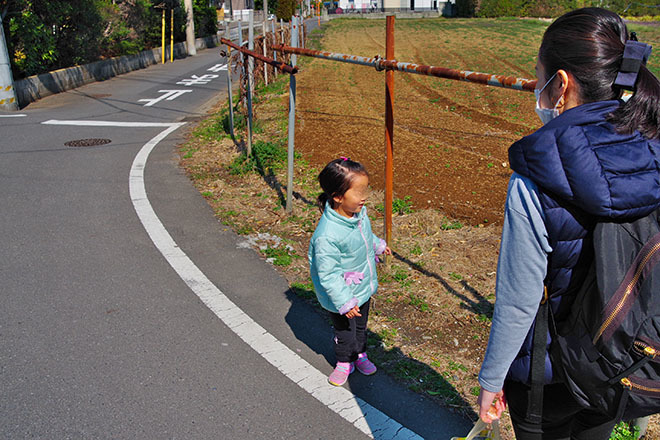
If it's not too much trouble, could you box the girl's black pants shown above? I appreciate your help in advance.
[328,299,371,363]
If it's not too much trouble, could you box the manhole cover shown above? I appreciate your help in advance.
[64,138,112,147]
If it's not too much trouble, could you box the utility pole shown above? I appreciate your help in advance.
[184,0,196,56]
[264,0,268,20]
[0,14,18,111]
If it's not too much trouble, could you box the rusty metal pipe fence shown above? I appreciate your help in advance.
[271,44,538,92]
[222,38,297,74]
[226,15,538,238]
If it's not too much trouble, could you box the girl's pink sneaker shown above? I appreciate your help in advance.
[328,362,354,386]
[355,353,377,375]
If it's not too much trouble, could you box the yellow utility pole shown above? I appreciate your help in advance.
[170,8,174,62]
[161,9,166,63]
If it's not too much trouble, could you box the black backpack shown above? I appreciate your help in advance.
[529,210,660,422]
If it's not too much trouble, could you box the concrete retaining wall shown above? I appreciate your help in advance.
[15,34,221,109]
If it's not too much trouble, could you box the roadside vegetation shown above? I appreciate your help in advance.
[2,0,217,79]
[180,17,658,440]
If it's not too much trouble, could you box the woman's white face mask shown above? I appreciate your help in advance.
[534,72,561,125]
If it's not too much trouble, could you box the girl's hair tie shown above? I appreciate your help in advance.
[340,156,349,161]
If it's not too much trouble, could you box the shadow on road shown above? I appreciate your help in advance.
[282,285,474,439]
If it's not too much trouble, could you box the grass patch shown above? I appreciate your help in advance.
[408,293,430,312]
[262,246,296,266]
[291,281,316,299]
[441,218,463,230]
[375,196,414,215]
[229,139,288,176]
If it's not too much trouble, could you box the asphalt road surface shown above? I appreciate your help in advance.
[1,22,472,439]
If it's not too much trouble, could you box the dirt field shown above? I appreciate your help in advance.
[297,18,543,226]
[297,17,660,226]
[181,17,660,439]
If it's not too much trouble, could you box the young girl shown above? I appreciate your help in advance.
[477,8,660,439]
[308,157,391,386]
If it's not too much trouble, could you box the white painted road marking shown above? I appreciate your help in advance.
[137,89,193,107]
[43,120,175,127]
[42,119,424,440]
[0,114,26,117]
[207,64,228,73]
[176,74,219,86]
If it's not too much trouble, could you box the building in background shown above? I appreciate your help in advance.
[334,0,454,13]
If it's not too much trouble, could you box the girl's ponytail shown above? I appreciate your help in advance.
[610,65,660,140]
[317,192,329,213]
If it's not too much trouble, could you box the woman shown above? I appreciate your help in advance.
[477,7,660,439]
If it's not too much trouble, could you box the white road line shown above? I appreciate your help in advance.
[43,119,175,127]
[43,119,423,440]
[0,114,27,117]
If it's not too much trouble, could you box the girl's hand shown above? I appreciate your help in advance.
[477,387,506,424]
[384,246,392,256]
[345,306,362,319]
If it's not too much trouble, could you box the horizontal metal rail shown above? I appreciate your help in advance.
[222,38,298,74]
[272,44,537,92]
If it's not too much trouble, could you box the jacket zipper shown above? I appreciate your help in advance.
[358,219,375,292]
[633,340,658,361]
[593,240,660,344]
[620,377,660,394]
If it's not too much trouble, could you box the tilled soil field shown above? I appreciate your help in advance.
[296,18,543,226]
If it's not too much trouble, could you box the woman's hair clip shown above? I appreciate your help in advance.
[614,39,652,91]
[340,156,349,161]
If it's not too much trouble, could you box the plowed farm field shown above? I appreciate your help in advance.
[296,18,545,225]
[295,17,660,225]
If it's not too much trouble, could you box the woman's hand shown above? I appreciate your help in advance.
[477,387,506,424]
[345,305,362,319]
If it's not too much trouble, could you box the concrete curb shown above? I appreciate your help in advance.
[14,34,222,109]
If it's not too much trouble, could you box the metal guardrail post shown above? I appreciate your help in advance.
[286,15,298,214]
[384,15,394,254]
[262,21,268,85]
[271,19,278,78]
[247,10,254,157]
[224,26,235,139]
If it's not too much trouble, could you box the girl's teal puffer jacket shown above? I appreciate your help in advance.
[308,203,386,314]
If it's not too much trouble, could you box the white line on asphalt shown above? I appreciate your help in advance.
[0,114,27,117]
[43,119,176,127]
[42,119,423,440]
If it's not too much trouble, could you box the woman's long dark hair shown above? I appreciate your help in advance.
[317,158,368,213]
[539,7,660,139]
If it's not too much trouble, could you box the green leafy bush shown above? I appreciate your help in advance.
[609,421,640,440]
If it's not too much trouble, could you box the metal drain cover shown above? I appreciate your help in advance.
[64,138,112,147]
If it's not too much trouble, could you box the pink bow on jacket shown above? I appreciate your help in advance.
[343,271,364,286]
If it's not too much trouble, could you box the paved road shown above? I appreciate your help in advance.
[1,25,472,439]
